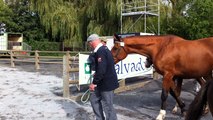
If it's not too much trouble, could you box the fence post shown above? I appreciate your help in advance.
[63,53,71,98]
[10,50,15,67]
[119,79,126,87]
[35,50,40,69]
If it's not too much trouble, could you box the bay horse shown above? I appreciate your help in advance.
[111,34,213,120]
[185,80,213,120]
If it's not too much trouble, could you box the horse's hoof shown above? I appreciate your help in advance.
[156,115,164,120]
[172,107,178,114]
[156,110,166,120]
[203,106,209,115]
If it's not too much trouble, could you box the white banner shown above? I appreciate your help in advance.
[115,54,153,79]
[79,54,153,85]
[79,54,93,85]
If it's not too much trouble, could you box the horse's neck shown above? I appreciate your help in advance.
[124,37,164,58]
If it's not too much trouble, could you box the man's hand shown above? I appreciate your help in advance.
[89,83,97,91]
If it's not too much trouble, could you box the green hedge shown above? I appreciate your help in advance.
[26,40,62,56]
[27,40,62,51]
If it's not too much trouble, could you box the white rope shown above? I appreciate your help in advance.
[80,72,93,104]
[80,89,91,104]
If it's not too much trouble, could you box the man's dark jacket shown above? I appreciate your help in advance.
[93,46,119,91]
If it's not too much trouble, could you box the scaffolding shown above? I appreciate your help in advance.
[120,0,160,35]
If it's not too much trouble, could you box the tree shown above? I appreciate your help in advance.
[161,0,213,39]
[0,0,17,32]
[1,0,47,41]
[7,0,46,41]
[186,0,213,39]
[76,0,120,39]
[30,0,79,42]
[29,0,120,48]
[160,0,192,37]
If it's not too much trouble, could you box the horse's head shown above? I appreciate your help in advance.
[111,34,128,64]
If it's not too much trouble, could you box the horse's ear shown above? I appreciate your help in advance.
[113,33,121,42]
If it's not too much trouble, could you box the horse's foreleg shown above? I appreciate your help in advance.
[172,78,183,114]
[172,103,179,114]
[156,89,168,120]
[156,73,173,120]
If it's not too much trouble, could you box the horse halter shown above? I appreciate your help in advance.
[113,42,127,62]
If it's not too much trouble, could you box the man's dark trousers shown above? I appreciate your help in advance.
[90,89,117,120]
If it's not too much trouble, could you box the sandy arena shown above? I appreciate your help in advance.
[0,62,211,120]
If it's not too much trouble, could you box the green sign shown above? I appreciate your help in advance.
[84,63,91,74]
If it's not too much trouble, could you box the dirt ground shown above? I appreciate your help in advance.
[0,61,212,120]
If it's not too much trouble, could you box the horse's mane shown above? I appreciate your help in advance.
[124,34,183,40]
[122,35,186,56]
[123,35,184,45]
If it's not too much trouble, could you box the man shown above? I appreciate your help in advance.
[87,34,119,120]
[88,37,107,71]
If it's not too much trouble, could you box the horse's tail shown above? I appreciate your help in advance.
[185,80,212,120]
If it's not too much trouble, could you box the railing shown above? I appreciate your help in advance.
[0,50,88,70]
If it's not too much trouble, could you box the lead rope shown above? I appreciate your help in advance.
[80,70,94,104]
[80,77,124,104]
[81,89,91,104]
